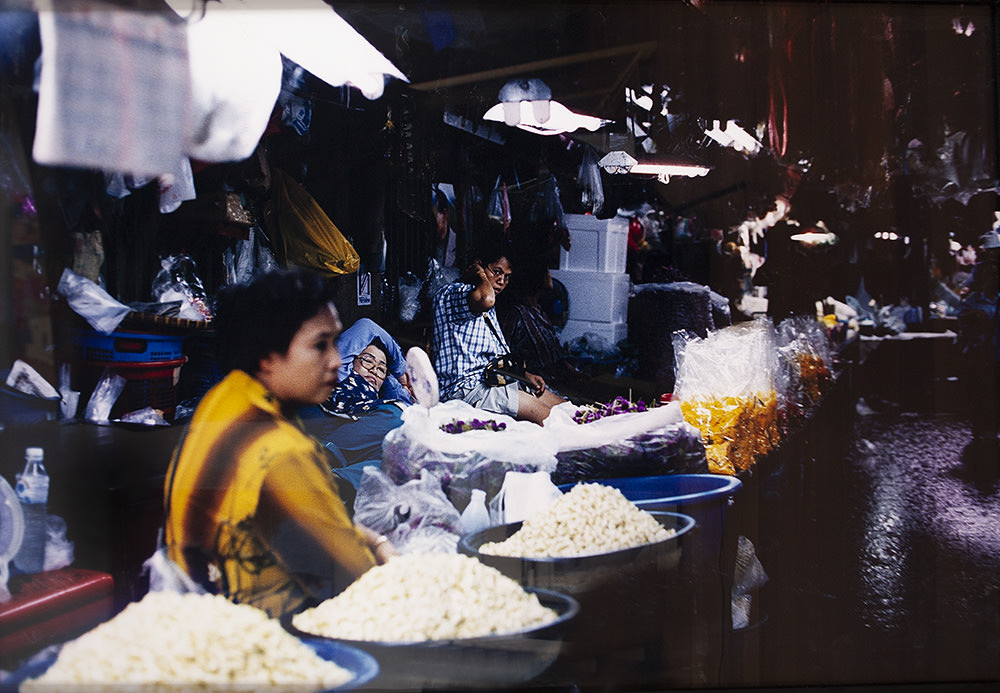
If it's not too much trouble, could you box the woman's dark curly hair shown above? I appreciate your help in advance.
[212,268,339,376]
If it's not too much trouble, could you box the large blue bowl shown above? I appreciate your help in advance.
[559,473,741,506]
[1,635,379,692]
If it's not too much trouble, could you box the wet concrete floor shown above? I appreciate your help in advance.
[725,406,1000,691]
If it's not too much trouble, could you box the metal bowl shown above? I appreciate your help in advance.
[290,587,578,690]
[458,510,696,595]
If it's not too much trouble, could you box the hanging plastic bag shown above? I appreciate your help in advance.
[266,169,360,276]
[151,254,212,321]
[577,146,604,215]
[398,271,422,323]
[487,176,511,232]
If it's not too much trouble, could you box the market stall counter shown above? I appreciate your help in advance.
[0,418,182,617]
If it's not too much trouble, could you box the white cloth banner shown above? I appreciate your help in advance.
[33,4,190,177]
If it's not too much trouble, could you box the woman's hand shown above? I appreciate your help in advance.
[356,523,398,564]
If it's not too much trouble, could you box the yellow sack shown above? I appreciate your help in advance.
[266,169,360,275]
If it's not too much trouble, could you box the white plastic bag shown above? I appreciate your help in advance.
[381,399,558,507]
[543,399,685,453]
[42,515,74,572]
[56,268,131,335]
[82,369,127,423]
[489,471,562,525]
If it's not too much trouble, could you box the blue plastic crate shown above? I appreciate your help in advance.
[69,329,184,363]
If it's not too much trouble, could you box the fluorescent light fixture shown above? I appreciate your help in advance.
[791,222,837,245]
[790,231,838,245]
[598,150,710,183]
[628,162,711,178]
[482,78,610,136]
[483,100,608,135]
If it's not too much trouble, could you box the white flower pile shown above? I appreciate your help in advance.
[22,591,353,692]
[292,553,556,642]
[479,482,673,558]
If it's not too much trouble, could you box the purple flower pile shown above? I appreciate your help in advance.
[573,396,648,424]
[440,418,508,434]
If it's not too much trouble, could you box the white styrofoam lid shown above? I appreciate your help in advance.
[0,475,24,562]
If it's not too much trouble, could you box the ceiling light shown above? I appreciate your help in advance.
[598,150,711,183]
[791,222,837,245]
[482,78,610,136]
[598,150,637,174]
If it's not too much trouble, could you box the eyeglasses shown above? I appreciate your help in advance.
[354,353,388,378]
[487,265,513,282]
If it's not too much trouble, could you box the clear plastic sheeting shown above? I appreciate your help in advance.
[674,318,782,475]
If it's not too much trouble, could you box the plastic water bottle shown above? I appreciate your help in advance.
[13,447,49,574]
[458,489,491,536]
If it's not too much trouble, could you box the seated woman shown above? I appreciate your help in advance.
[334,318,414,405]
[164,268,395,620]
[300,318,413,489]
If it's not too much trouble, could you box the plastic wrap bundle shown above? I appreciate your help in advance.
[674,318,782,475]
[628,282,714,394]
[776,316,834,430]
[352,467,462,555]
[541,400,707,484]
[381,399,558,511]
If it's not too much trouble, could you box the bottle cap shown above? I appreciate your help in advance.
[25,447,44,461]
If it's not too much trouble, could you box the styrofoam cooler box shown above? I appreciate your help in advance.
[559,214,628,273]
[558,319,628,347]
[550,269,631,323]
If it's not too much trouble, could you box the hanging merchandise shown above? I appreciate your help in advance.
[577,147,605,215]
[266,169,360,276]
[105,160,197,216]
[488,176,511,232]
[151,255,213,322]
[278,61,313,137]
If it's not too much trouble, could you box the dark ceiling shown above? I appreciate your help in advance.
[335,1,999,236]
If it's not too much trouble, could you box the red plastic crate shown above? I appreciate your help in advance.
[0,568,113,660]
[79,357,187,420]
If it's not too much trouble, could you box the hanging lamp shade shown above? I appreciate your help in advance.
[483,77,610,136]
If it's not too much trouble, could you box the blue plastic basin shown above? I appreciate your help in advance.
[580,473,742,508]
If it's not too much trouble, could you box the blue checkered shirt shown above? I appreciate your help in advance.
[432,281,509,400]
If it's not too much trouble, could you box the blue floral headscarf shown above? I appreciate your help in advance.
[320,372,381,419]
